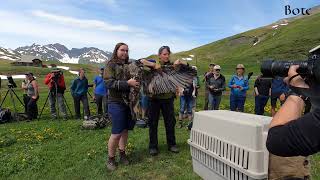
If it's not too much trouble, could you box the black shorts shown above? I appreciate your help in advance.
[271,92,285,107]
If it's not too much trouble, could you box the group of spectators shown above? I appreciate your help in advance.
[19,66,108,121]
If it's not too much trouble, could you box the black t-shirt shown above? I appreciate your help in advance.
[266,108,320,157]
[254,77,271,96]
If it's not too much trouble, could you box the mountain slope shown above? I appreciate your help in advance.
[166,6,320,74]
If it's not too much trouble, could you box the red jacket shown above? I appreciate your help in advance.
[44,73,66,93]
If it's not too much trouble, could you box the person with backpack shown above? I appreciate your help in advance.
[228,64,249,112]
[207,65,226,110]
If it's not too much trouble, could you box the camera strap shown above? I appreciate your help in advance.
[289,85,320,109]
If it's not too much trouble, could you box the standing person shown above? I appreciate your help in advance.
[104,43,138,171]
[228,64,249,112]
[93,67,108,116]
[254,75,272,115]
[187,66,200,130]
[44,68,67,120]
[70,68,90,120]
[178,81,194,128]
[148,46,185,156]
[271,76,289,116]
[207,65,226,110]
[203,64,215,110]
[23,72,39,120]
[139,87,149,123]
[21,77,29,113]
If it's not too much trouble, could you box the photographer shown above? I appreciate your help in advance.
[44,68,67,120]
[23,72,39,121]
[266,65,320,157]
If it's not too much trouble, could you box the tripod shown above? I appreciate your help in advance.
[38,82,73,119]
[0,86,25,119]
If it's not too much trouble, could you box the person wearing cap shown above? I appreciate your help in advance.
[44,68,67,119]
[203,63,215,110]
[23,72,39,120]
[93,67,108,116]
[206,65,226,110]
[228,64,249,112]
[70,68,90,120]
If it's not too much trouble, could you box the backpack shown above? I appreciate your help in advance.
[0,108,12,124]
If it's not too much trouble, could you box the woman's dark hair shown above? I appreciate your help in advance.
[110,42,129,63]
[158,46,171,55]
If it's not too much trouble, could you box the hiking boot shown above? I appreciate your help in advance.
[51,115,57,120]
[106,157,117,171]
[168,146,179,153]
[119,149,129,165]
[149,148,159,156]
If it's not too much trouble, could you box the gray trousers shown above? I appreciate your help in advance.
[95,94,107,115]
[49,92,67,118]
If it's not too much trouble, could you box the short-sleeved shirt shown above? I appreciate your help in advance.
[266,108,320,157]
[94,75,107,96]
[254,77,272,96]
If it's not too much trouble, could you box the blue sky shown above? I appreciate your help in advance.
[0,0,319,58]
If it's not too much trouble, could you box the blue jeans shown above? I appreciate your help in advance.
[180,95,193,115]
[230,94,246,112]
[254,95,269,115]
[208,94,221,110]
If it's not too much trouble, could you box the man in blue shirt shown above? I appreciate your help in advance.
[93,67,108,116]
[228,64,249,112]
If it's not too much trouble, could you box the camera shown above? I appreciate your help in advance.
[261,45,320,83]
[7,76,17,88]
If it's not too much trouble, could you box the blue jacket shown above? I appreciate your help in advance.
[70,77,88,97]
[271,77,289,95]
[228,75,249,97]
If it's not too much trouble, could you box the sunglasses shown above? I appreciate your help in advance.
[215,69,221,71]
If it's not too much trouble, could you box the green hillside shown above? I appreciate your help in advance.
[149,10,320,75]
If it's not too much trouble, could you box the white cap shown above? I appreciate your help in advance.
[214,65,221,70]
[192,66,198,70]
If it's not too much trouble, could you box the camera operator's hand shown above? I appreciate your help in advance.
[279,93,286,102]
[127,78,139,88]
[284,65,309,88]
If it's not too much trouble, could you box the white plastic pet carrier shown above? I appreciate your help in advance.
[188,110,271,180]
